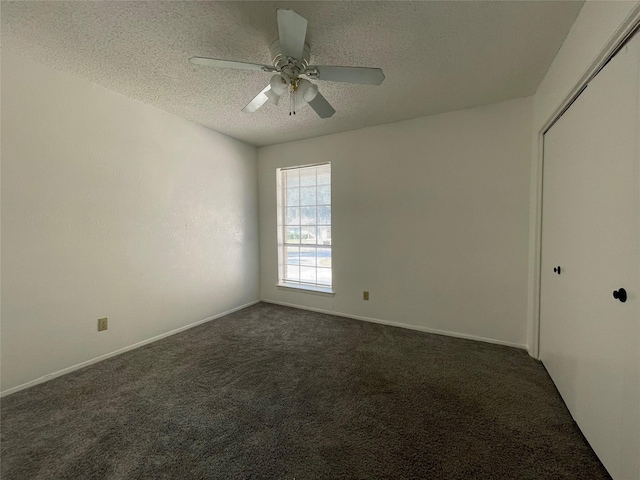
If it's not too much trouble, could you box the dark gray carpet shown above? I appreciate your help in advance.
[1,302,609,479]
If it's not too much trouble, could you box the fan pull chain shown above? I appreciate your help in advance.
[289,90,296,116]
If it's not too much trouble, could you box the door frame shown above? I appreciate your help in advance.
[530,5,640,359]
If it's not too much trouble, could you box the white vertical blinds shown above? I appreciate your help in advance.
[280,163,331,288]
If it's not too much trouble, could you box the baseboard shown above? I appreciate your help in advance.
[261,299,528,351]
[0,299,261,398]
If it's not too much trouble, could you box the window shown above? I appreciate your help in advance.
[277,163,331,292]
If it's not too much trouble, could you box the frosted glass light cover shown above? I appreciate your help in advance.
[303,83,318,102]
[270,74,288,96]
[265,87,280,105]
[297,78,319,102]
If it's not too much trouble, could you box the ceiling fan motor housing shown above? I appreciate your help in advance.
[270,39,310,77]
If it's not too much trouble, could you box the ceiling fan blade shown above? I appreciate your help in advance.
[190,57,274,72]
[308,92,336,119]
[277,9,308,60]
[242,85,271,113]
[308,66,385,85]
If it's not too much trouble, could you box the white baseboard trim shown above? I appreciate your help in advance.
[261,299,528,351]
[1,299,261,398]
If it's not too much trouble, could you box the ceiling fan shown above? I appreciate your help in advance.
[189,9,385,118]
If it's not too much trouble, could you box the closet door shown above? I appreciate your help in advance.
[540,34,640,480]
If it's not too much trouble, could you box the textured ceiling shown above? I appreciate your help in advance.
[1,1,583,147]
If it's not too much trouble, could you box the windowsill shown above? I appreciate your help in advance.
[277,283,335,297]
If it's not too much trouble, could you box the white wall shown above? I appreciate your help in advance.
[0,50,260,394]
[534,1,640,129]
[259,97,533,349]
[527,0,640,356]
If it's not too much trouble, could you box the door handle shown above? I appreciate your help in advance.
[553,266,562,274]
[613,288,627,303]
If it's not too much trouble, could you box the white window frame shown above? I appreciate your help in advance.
[276,163,333,295]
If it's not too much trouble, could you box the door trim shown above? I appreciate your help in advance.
[530,4,640,359]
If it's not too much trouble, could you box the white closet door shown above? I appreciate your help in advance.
[540,34,640,480]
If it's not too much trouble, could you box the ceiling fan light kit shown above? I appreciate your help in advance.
[269,73,289,95]
[264,87,281,106]
[189,9,385,119]
[298,79,319,103]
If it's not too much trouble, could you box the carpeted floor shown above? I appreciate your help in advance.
[1,302,610,479]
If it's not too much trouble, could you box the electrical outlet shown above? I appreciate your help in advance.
[98,317,108,331]
[363,291,369,301]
